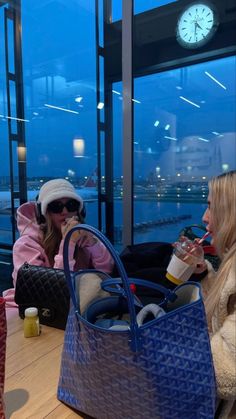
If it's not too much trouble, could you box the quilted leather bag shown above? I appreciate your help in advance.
[15,263,70,329]
[0,297,7,418]
[57,224,216,419]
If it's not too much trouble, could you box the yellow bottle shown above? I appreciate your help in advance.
[24,307,40,337]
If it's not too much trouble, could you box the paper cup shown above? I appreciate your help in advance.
[166,254,195,285]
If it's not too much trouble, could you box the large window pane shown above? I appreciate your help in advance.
[112,0,178,21]
[21,1,98,225]
[0,5,13,246]
[134,0,178,15]
[133,56,236,243]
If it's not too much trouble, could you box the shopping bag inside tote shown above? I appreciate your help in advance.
[73,267,182,331]
[74,271,144,330]
[58,224,216,419]
[86,276,200,329]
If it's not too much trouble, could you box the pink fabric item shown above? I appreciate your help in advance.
[2,289,18,310]
[5,302,19,321]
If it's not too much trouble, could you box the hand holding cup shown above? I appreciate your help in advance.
[61,216,81,243]
[166,236,205,284]
[61,217,97,246]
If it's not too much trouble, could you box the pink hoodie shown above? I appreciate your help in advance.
[3,202,114,306]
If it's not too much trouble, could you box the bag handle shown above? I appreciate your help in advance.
[63,224,143,352]
[179,224,207,240]
[101,278,177,303]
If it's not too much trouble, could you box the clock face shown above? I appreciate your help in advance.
[176,2,219,49]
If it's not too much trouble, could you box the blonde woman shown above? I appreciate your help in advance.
[200,170,236,419]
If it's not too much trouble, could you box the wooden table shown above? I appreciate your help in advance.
[4,310,83,418]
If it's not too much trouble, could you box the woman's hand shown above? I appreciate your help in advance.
[194,260,208,274]
[61,216,81,243]
[193,237,208,273]
[61,217,97,246]
[174,236,208,274]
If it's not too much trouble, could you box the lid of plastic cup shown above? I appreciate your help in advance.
[25,307,38,317]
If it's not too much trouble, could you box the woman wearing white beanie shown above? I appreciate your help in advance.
[11,178,113,286]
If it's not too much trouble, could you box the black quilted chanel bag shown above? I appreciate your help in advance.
[15,263,70,329]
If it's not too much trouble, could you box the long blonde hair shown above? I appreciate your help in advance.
[39,211,85,266]
[40,214,62,266]
[205,170,236,323]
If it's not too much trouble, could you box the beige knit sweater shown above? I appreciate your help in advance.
[201,263,236,419]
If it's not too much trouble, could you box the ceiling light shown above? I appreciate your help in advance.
[75,96,83,103]
[73,138,85,158]
[179,96,200,108]
[154,120,160,127]
[165,124,170,130]
[222,164,229,171]
[97,102,104,109]
[198,137,209,142]
[132,99,141,104]
[44,104,79,114]
[17,146,27,162]
[112,90,121,95]
[164,136,177,141]
[7,116,30,122]
[0,114,30,122]
[205,71,226,89]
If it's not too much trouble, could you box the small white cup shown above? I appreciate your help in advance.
[166,254,196,285]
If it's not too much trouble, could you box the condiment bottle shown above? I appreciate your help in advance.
[24,307,40,337]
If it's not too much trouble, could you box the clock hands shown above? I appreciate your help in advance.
[195,22,203,30]
[194,20,203,38]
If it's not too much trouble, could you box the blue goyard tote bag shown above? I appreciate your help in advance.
[57,224,216,419]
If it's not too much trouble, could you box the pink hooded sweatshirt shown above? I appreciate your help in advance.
[3,202,114,307]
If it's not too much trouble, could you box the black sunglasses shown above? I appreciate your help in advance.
[47,199,80,214]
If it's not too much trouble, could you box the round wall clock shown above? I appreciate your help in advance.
[176,2,219,49]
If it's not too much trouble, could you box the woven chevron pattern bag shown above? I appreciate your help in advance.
[57,225,216,419]
[0,297,7,418]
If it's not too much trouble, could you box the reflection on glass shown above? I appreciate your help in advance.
[73,138,85,158]
[17,146,27,163]
[113,55,236,244]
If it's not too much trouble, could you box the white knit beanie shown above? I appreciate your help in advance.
[38,179,83,216]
